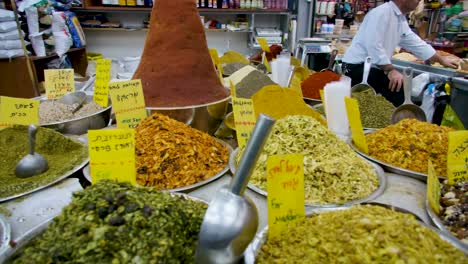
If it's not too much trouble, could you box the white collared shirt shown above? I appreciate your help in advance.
[342,1,435,65]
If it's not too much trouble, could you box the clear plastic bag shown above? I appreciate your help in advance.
[420,83,436,122]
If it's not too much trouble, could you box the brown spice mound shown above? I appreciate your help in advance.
[132,0,229,107]
[135,113,229,189]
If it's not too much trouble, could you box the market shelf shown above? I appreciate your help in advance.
[82,27,251,33]
[72,6,289,14]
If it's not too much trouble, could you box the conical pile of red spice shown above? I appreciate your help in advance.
[132,0,229,108]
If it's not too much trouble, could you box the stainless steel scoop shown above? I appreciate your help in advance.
[15,125,48,178]
[391,67,427,124]
[195,114,275,264]
[57,91,87,114]
[351,56,377,95]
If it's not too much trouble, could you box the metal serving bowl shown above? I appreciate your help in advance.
[147,96,230,135]
[40,95,112,135]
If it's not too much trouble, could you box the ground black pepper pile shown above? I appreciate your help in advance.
[9,180,207,264]
[235,69,275,98]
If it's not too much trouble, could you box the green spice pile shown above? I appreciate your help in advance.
[0,125,87,199]
[315,90,395,128]
[353,89,395,128]
[235,69,275,98]
[222,62,248,76]
[236,115,379,205]
[9,180,207,263]
[257,205,467,263]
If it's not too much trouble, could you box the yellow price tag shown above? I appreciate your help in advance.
[0,96,39,128]
[108,80,147,129]
[88,129,136,185]
[427,160,441,214]
[257,37,271,52]
[209,48,224,83]
[267,154,305,238]
[262,53,271,73]
[229,80,236,98]
[447,130,468,185]
[345,97,368,154]
[44,69,75,99]
[320,90,325,104]
[93,59,112,107]
[232,97,256,149]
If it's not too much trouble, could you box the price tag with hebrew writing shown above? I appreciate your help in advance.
[44,69,75,99]
[231,97,256,149]
[257,37,271,53]
[427,160,441,214]
[108,80,147,129]
[267,154,305,238]
[447,131,468,185]
[93,59,112,107]
[344,97,368,154]
[0,96,39,128]
[88,129,136,184]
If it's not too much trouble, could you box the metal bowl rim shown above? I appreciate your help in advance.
[244,203,468,264]
[229,148,387,208]
[0,214,11,257]
[83,138,233,192]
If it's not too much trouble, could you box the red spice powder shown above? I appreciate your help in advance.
[301,71,341,99]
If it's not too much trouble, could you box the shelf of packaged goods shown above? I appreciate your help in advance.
[72,6,289,14]
[81,27,251,33]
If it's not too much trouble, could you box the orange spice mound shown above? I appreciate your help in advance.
[301,71,341,99]
[132,0,229,108]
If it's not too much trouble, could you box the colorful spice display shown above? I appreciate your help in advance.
[39,100,103,124]
[9,180,207,263]
[132,0,229,107]
[257,205,466,263]
[135,113,229,189]
[0,126,87,199]
[366,119,452,175]
[250,44,283,62]
[301,71,341,99]
[235,69,276,98]
[440,180,467,244]
[236,115,378,205]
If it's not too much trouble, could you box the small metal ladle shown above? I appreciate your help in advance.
[15,125,48,178]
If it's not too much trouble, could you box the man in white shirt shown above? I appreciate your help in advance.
[342,0,458,106]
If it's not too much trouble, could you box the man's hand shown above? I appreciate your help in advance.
[439,56,460,69]
[387,69,404,92]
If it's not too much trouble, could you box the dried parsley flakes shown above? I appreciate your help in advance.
[9,180,207,264]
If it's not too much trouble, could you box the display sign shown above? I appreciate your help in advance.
[108,80,147,129]
[344,97,368,154]
[44,69,75,99]
[447,131,468,185]
[0,96,39,128]
[88,129,136,184]
[257,37,271,52]
[209,48,224,83]
[267,154,305,238]
[427,160,441,214]
[93,59,112,107]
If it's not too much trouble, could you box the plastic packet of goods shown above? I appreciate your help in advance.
[0,21,17,33]
[0,48,26,59]
[65,11,85,47]
[25,6,40,33]
[52,12,72,57]
[0,39,28,50]
[0,9,15,22]
[0,30,23,40]
[30,32,46,56]
[411,72,430,98]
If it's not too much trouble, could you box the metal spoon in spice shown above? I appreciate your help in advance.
[351,57,377,95]
[15,125,49,178]
[57,91,87,114]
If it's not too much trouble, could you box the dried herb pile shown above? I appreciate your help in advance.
[257,205,467,263]
[0,126,87,199]
[366,119,452,175]
[236,115,378,205]
[440,180,467,244]
[136,113,229,189]
[9,180,207,264]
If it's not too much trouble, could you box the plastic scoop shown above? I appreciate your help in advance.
[391,67,427,124]
[351,57,377,95]
[195,114,275,264]
[320,49,338,72]
[15,125,49,178]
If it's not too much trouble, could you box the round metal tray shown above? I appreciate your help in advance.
[244,203,468,264]
[229,148,387,209]
[0,137,89,203]
[347,138,432,182]
[83,139,233,192]
[426,199,468,251]
[0,192,207,263]
[0,214,11,257]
